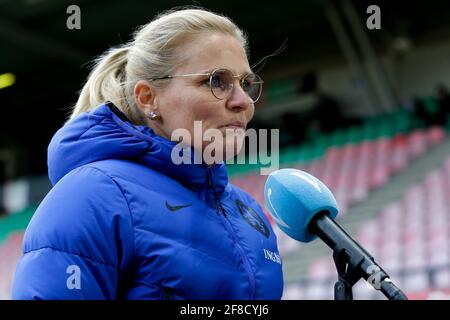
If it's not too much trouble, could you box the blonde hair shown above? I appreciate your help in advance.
[69,7,248,124]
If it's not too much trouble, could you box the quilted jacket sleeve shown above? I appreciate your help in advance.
[12,166,135,300]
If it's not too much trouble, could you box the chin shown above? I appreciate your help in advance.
[224,138,245,160]
[201,133,245,164]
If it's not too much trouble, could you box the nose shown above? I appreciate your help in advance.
[226,81,252,112]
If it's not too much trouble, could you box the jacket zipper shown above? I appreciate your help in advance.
[206,168,256,299]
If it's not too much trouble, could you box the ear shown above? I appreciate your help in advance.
[134,80,158,115]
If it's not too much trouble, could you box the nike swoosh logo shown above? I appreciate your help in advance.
[165,201,192,212]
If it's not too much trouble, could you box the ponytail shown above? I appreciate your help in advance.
[69,46,143,123]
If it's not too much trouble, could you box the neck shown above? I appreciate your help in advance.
[144,120,171,140]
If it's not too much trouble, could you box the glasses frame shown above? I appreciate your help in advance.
[149,68,264,103]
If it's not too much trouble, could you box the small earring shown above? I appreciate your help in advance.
[148,111,160,120]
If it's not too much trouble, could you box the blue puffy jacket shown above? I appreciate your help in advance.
[12,102,283,300]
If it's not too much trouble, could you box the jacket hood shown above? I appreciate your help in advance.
[48,102,228,194]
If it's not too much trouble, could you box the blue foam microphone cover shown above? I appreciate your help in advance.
[264,168,339,242]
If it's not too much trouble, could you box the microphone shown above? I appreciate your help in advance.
[264,168,408,300]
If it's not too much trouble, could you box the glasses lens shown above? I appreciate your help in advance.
[210,69,233,100]
[242,73,263,103]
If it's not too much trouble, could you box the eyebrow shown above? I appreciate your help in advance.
[205,68,254,76]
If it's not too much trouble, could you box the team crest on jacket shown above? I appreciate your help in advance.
[235,200,270,238]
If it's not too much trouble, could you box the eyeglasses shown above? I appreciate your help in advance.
[149,68,264,103]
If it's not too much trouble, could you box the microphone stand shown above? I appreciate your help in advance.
[309,211,408,300]
[332,244,361,300]
[331,244,408,300]
[333,242,368,300]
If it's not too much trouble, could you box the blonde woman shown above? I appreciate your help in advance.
[12,8,283,300]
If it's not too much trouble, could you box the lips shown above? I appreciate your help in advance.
[220,121,246,130]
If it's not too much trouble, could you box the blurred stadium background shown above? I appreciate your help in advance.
[2,0,450,300]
